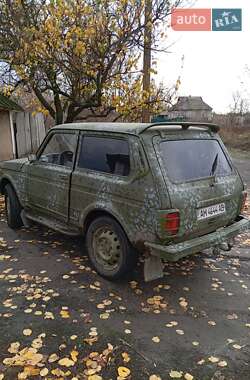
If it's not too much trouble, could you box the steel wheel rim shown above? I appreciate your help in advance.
[92,225,122,271]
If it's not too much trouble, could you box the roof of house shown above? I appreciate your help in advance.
[170,96,213,112]
[52,121,220,135]
[0,93,23,112]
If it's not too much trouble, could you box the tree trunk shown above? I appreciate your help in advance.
[142,0,152,123]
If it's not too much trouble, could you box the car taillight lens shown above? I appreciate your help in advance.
[162,212,180,235]
[241,191,248,213]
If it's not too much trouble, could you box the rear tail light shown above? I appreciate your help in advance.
[241,191,248,213]
[162,211,180,235]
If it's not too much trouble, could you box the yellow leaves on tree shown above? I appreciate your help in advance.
[0,0,176,123]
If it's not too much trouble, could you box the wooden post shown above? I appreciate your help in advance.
[142,0,152,123]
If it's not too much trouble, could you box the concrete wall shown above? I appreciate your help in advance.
[0,111,13,161]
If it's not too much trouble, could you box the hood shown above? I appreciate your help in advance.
[0,157,28,171]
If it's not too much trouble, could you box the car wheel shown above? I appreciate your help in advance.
[86,216,137,280]
[4,184,23,229]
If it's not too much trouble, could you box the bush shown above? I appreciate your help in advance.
[220,125,250,151]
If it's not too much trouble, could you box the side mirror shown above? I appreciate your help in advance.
[28,154,37,162]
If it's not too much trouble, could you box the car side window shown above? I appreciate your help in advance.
[38,133,77,168]
[78,136,130,176]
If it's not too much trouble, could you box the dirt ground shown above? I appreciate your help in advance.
[0,152,249,380]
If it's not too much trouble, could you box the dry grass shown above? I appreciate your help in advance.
[219,126,250,151]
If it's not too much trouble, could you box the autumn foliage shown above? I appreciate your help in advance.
[0,0,181,124]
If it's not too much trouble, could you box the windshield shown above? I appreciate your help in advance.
[159,139,232,183]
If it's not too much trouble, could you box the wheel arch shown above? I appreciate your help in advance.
[83,208,133,243]
[0,177,16,195]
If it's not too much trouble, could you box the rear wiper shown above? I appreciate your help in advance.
[210,153,219,176]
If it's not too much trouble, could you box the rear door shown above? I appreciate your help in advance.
[154,134,243,239]
[26,130,78,222]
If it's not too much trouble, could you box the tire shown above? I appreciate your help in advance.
[4,184,23,229]
[86,216,137,280]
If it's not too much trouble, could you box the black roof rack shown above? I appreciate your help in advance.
[139,122,220,134]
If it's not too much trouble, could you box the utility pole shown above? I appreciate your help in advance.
[142,0,152,123]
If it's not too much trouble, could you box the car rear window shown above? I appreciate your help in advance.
[78,136,130,176]
[159,139,232,183]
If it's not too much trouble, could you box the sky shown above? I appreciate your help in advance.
[157,0,250,113]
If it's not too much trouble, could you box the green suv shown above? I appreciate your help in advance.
[0,122,249,281]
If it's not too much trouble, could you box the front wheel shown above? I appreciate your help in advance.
[4,184,23,229]
[86,216,137,280]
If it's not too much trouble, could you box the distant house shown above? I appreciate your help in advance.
[155,96,213,122]
[0,94,46,161]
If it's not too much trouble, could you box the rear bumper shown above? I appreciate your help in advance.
[145,216,250,262]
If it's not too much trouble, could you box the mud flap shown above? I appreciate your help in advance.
[21,210,32,228]
[144,255,164,282]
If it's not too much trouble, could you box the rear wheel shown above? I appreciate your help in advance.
[4,184,23,229]
[86,216,137,280]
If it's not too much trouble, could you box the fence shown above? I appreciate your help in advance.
[14,112,46,158]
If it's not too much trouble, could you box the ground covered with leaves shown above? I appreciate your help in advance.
[0,158,250,380]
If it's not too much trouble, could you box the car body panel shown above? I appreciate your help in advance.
[26,161,72,222]
[0,122,248,263]
[151,131,244,242]
[70,133,161,245]
[145,216,250,261]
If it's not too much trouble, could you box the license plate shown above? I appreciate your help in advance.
[197,203,226,221]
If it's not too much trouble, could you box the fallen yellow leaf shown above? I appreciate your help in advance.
[44,311,54,320]
[60,310,70,319]
[71,350,79,362]
[31,338,43,350]
[122,352,130,363]
[48,353,59,363]
[8,342,20,354]
[152,336,160,343]
[51,368,65,376]
[184,373,193,380]
[218,360,227,367]
[197,359,205,365]
[40,368,49,377]
[232,344,242,350]
[118,366,131,378]
[23,367,40,376]
[17,371,27,379]
[100,313,110,320]
[179,300,188,308]
[23,329,32,336]
[169,370,183,378]
[192,341,199,346]
[58,357,75,367]
[208,321,216,326]
[176,330,184,335]
[208,356,219,363]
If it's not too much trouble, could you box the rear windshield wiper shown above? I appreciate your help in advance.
[210,153,219,177]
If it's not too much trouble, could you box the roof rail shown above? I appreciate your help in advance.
[139,122,220,134]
